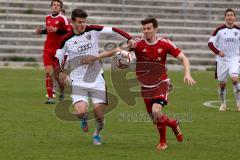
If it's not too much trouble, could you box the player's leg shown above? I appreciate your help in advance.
[153,80,183,142]
[143,97,167,150]
[92,103,105,145]
[164,115,183,142]
[216,62,228,111]
[53,78,57,97]
[151,100,167,150]
[147,99,183,144]
[71,86,89,132]
[45,78,56,98]
[43,53,55,104]
[73,101,88,132]
[229,63,240,111]
[74,101,88,121]
[142,84,168,150]
[219,82,227,111]
[53,57,65,101]
[90,75,108,145]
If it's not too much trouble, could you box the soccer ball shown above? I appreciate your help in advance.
[113,50,131,69]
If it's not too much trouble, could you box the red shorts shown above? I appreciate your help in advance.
[43,51,58,67]
[141,79,172,113]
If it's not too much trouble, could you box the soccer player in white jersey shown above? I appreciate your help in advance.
[208,8,240,112]
[55,8,135,145]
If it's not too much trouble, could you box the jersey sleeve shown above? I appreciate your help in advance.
[55,32,73,69]
[208,27,221,54]
[56,44,68,68]
[99,26,132,40]
[165,39,181,58]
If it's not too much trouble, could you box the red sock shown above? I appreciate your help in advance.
[156,115,167,144]
[161,114,177,129]
[46,73,53,98]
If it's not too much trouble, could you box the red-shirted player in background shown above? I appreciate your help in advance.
[83,16,196,150]
[36,0,71,104]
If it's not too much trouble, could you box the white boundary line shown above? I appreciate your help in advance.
[203,100,237,111]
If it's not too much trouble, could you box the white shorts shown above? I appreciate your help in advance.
[71,74,107,105]
[216,61,239,82]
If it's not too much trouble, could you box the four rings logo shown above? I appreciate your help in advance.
[77,43,93,52]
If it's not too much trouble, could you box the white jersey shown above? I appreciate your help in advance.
[56,25,132,83]
[208,24,240,63]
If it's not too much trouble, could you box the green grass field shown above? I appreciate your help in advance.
[0,68,240,160]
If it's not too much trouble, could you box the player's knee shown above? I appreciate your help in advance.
[219,82,226,88]
[231,77,238,85]
[152,105,159,113]
[75,109,87,116]
[152,104,162,116]
[74,102,88,115]
[96,115,104,122]
[45,66,53,74]
[75,108,87,117]
[233,81,238,85]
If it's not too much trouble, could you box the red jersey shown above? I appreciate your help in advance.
[131,37,181,87]
[44,13,71,55]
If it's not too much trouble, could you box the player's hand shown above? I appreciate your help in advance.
[128,39,136,49]
[184,75,196,86]
[47,26,57,32]
[81,55,98,65]
[219,51,224,57]
[35,27,42,34]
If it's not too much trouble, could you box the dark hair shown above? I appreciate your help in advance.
[51,0,63,9]
[61,8,65,14]
[141,16,158,28]
[71,8,88,21]
[225,8,236,16]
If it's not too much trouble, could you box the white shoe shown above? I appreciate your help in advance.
[45,93,56,98]
[93,135,102,145]
[219,103,226,112]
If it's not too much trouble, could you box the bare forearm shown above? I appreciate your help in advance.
[177,52,196,85]
[177,53,191,76]
[183,57,191,76]
[98,47,121,59]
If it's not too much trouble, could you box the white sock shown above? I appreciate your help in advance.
[233,84,240,103]
[218,88,226,104]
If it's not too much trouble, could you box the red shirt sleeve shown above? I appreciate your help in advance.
[165,39,181,58]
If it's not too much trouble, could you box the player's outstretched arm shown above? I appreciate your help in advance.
[176,52,196,86]
[81,47,122,65]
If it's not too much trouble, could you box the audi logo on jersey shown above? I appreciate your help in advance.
[77,43,93,52]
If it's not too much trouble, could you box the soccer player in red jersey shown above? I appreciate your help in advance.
[130,17,195,150]
[84,16,196,150]
[36,0,71,104]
